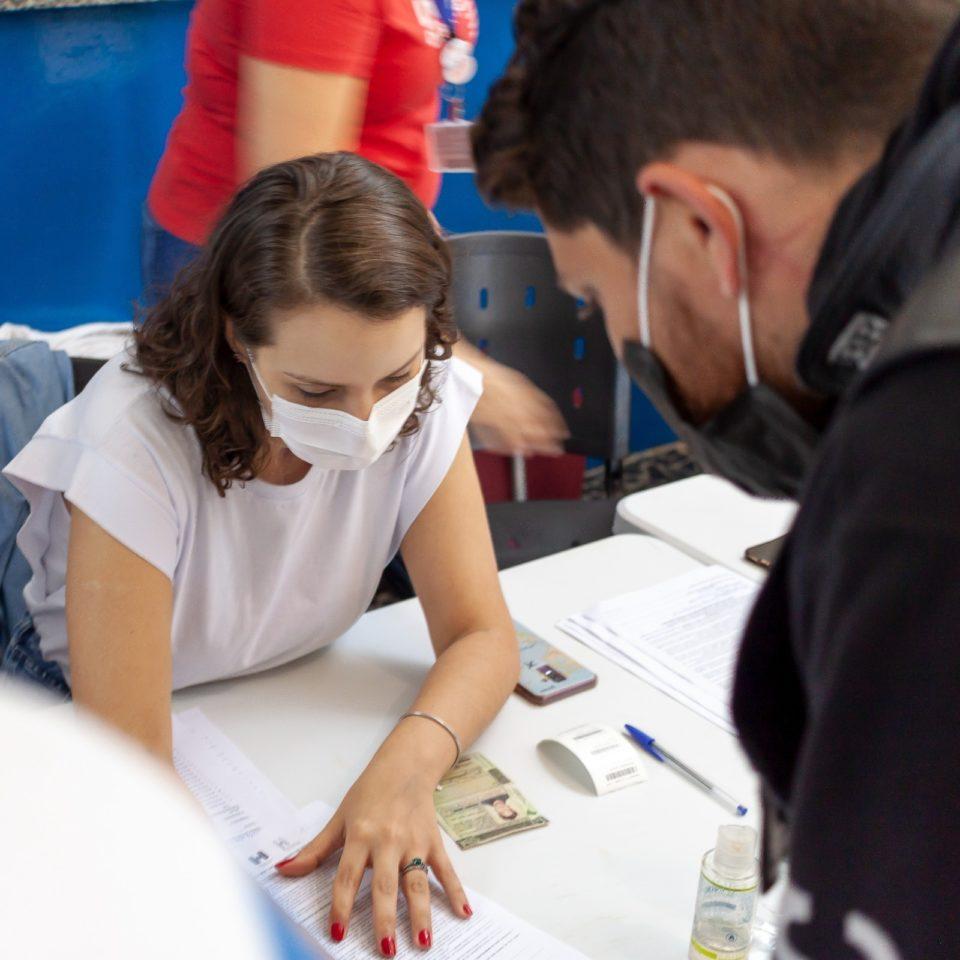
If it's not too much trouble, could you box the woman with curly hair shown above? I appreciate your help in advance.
[3,152,518,957]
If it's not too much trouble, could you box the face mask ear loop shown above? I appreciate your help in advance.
[245,349,270,396]
[638,195,657,349]
[246,349,275,431]
[705,185,759,388]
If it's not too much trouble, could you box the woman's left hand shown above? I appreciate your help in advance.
[274,747,472,956]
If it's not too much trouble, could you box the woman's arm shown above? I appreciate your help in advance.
[66,505,174,763]
[399,434,519,747]
[237,57,367,181]
[278,436,518,956]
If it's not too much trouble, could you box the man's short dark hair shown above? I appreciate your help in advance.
[473,0,957,251]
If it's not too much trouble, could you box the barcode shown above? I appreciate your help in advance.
[606,766,638,782]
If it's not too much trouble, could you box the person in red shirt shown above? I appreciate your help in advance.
[143,0,567,457]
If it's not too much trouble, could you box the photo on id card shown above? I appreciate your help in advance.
[434,753,548,850]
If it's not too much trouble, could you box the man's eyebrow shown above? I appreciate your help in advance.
[282,348,422,389]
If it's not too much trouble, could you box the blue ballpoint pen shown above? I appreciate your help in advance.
[624,724,748,817]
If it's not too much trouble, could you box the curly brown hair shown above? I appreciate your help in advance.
[132,152,458,495]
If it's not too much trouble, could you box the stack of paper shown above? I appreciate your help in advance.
[173,709,588,960]
[557,566,760,733]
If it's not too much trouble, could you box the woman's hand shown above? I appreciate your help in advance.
[469,358,569,456]
[275,729,471,955]
[453,342,569,457]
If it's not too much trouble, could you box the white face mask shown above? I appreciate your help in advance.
[247,352,427,471]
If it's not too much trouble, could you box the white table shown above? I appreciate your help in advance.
[174,535,760,959]
[615,475,797,581]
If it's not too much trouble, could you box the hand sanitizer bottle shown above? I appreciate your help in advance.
[688,824,760,960]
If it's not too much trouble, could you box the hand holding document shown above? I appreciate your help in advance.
[173,709,588,959]
[557,566,760,732]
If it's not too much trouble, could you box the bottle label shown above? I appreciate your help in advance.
[688,939,749,960]
[688,869,758,960]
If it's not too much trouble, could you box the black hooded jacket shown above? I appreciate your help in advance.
[731,17,960,960]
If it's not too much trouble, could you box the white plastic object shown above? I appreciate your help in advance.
[441,38,478,85]
[715,823,759,876]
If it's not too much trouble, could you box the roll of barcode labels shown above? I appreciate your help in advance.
[540,723,647,796]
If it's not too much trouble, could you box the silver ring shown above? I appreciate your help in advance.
[400,857,430,878]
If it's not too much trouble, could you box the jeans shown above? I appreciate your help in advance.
[3,613,69,697]
[0,340,73,693]
[140,205,201,308]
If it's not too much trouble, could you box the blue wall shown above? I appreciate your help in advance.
[432,9,541,236]
[1,2,189,329]
[0,0,670,449]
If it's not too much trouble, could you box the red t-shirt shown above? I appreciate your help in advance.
[148,0,478,246]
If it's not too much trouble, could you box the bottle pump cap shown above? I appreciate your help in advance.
[714,824,758,875]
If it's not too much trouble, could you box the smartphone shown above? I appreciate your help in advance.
[514,622,597,705]
[743,535,787,570]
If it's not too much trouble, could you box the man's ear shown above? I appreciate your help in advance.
[637,162,744,299]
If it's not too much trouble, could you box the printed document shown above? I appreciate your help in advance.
[173,709,588,960]
[557,566,760,732]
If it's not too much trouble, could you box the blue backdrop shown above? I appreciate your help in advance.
[0,0,671,449]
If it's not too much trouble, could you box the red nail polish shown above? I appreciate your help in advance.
[381,936,396,957]
[463,903,473,917]
[419,929,432,947]
[331,922,345,942]
[275,856,296,869]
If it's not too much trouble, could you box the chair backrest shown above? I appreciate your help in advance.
[448,232,630,463]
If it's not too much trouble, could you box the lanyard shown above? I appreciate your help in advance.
[424,0,477,169]
[432,0,475,120]
[434,0,456,38]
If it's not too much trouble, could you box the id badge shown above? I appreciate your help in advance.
[425,119,475,173]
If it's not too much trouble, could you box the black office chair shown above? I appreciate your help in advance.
[71,356,105,393]
[448,231,631,569]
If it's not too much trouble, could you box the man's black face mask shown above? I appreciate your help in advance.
[622,341,820,500]
[626,190,821,501]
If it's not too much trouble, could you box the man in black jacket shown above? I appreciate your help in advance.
[472,2,960,957]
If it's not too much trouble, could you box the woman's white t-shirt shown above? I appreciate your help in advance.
[4,352,481,690]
